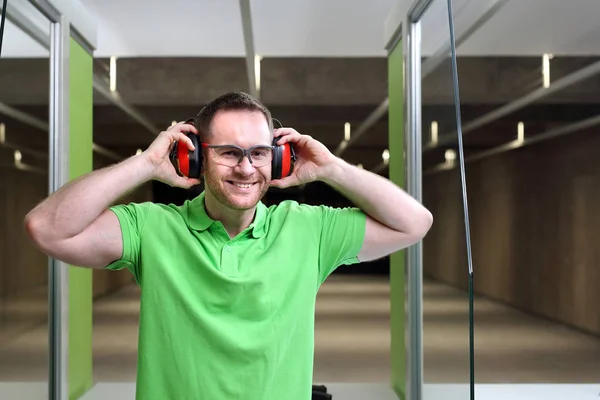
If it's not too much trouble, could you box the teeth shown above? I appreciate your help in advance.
[233,183,252,188]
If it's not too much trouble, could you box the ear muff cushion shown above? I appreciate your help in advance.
[187,133,202,179]
[271,138,283,180]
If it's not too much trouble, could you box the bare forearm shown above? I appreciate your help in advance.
[25,154,154,240]
[320,158,432,234]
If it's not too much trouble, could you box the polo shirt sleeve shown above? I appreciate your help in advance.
[315,205,367,283]
[104,202,151,284]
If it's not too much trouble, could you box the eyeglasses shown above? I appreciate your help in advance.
[201,143,274,168]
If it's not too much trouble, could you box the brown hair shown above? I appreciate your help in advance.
[191,92,274,142]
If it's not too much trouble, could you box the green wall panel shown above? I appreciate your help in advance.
[388,37,406,399]
[68,37,94,400]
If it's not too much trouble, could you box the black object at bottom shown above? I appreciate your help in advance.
[312,384,332,400]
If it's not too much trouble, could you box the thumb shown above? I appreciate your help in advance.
[174,176,202,189]
[270,175,298,189]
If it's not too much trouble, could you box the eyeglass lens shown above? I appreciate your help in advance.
[211,145,273,167]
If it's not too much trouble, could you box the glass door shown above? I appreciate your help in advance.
[0,1,52,398]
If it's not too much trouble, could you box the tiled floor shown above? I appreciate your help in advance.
[74,382,600,400]
[1,274,599,398]
[2,381,599,400]
[75,382,401,400]
[421,279,600,383]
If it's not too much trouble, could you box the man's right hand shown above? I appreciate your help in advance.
[24,120,203,269]
[142,121,202,189]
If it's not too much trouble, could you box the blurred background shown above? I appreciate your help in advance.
[1,0,599,399]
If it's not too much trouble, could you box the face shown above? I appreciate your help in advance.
[202,109,272,211]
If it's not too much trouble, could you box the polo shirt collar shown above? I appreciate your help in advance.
[187,191,267,238]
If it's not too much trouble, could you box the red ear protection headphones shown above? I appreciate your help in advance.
[169,118,297,180]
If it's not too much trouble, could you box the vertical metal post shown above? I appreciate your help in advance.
[48,12,69,400]
[405,16,423,400]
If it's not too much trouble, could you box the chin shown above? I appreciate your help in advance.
[221,181,267,210]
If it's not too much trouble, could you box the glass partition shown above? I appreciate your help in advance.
[0,4,51,399]
[414,0,600,398]
[441,0,600,389]
[416,1,471,399]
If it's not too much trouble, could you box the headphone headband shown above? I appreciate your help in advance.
[169,122,296,181]
[184,107,280,132]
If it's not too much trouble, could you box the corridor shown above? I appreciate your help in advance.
[1,274,600,398]
[79,273,600,387]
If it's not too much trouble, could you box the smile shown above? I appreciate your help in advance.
[227,181,255,189]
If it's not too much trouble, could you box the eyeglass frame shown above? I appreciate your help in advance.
[200,142,275,167]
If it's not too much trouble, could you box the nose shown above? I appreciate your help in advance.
[235,155,255,175]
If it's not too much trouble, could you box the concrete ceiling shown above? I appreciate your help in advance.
[6,0,600,58]
[454,0,600,56]
[2,0,600,180]
[79,0,399,58]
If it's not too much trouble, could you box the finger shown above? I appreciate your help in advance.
[273,127,297,139]
[166,121,187,131]
[186,178,202,187]
[167,130,197,151]
[269,179,286,188]
[168,121,199,135]
[161,125,197,147]
[274,127,296,136]
[180,122,199,135]
[176,177,202,188]
[274,130,302,145]
[270,176,298,189]
[176,131,196,150]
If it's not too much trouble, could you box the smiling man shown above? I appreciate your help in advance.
[24,92,433,400]
[196,102,275,237]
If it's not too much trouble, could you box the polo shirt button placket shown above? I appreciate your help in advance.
[221,243,235,275]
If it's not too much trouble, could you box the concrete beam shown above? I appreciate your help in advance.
[90,121,388,148]
[4,56,600,107]
[88,104,383,126]
[238,0,259,99]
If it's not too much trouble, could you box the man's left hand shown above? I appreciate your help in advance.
[270,127,337,188]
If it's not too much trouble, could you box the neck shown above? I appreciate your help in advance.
[203,193,256,238]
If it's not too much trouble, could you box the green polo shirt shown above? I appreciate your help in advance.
[105,191,366,400]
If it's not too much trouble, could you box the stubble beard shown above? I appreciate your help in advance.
[205,168,270,211]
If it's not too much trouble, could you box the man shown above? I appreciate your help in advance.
[24,92,432,399]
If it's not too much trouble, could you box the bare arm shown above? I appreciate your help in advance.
[321,158,433,262]
[270,128,433,263]
[25,155,154,268]
[24,123,200,268]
